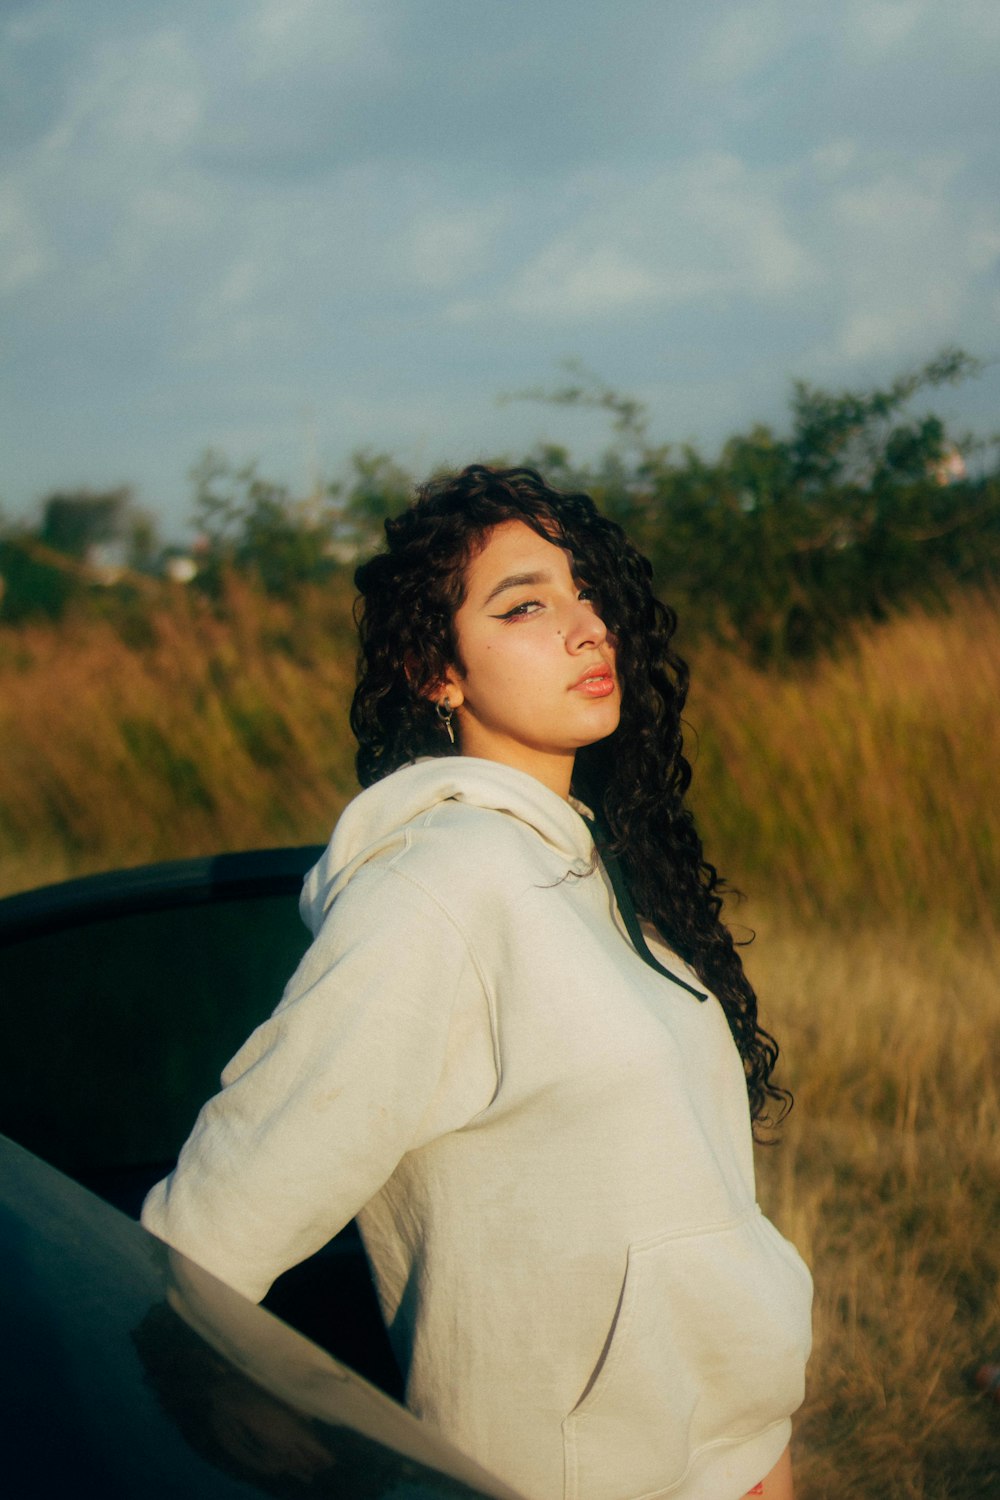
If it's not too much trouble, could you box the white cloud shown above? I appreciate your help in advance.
[40,28,202,161]
[841,0,1000,66]
[811,153,1000,365]
[509,243,663,319]
[695,0,792,85]
[812,140,859,179]
[238,0,389,82]
[953,0,1000,43]
[832,155,962,231]
[218,256,266,308]
[493,155,814,324]
[682,154,813,295]
[0,181,56,294]
[839,297,953,361]
[968,221,1000,274]
[250,0,330,52]
[0,25,209,304]
[847,0,930,55]
[3,2,65,45]
[407,202,508,290]
[182,226,301,362]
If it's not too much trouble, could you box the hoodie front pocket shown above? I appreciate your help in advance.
[562,1207,812,1500]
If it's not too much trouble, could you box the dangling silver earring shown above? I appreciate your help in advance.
[436,698,456,746]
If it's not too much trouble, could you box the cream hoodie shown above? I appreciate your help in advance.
[142,757,812,1500]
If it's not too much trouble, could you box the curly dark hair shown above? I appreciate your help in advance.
[352,463,789,1128]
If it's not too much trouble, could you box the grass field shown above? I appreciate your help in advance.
[750,912,1000,1498]
[1,579,998,1495]
[0,575,360,894]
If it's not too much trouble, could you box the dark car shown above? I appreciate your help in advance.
[0,850,521,1500]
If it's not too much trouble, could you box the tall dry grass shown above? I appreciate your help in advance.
[748,914,1000,1499]
[1,580,998,1494]
[683,595,1000,1494]
[686,589,1000,933]
[0,576,359,895]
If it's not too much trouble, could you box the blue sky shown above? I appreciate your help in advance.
[2,0,998,538]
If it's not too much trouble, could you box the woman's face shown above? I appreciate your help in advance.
[437,519,620,798]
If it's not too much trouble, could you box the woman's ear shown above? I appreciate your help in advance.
[404,654,464,711]
[431,668,465,711]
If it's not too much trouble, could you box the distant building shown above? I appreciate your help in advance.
[930,446,966,486]
[83,541,127,585]
[163,554,198,584]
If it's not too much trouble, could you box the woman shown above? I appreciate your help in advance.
[143,464,812,1500]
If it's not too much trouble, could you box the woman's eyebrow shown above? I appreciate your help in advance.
[482,569,552,605]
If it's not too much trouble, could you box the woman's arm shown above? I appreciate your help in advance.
[141,863,495,1301]
[744,1444,794,1499]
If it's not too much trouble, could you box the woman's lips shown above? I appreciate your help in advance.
[571,666,616,697]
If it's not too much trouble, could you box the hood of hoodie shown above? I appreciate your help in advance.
[300,757,595,934]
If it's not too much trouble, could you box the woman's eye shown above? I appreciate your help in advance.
[578,585,598,603]
[495,599,542,620]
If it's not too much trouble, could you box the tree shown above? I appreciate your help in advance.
[189,450,342,595]
[39,487,132,559]
[513,350,999,661]
[35,486,159,575]
[0,486,161,622]
[339,450,415,557]
[0,536,81,623]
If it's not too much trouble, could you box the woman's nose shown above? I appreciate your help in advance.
[565,598,608,650]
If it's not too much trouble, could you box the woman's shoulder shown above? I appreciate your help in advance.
[308,757,595,935]
[390,795,578,901]
[344,758,592,877]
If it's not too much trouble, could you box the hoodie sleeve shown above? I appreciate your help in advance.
[141,861,498,1303]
